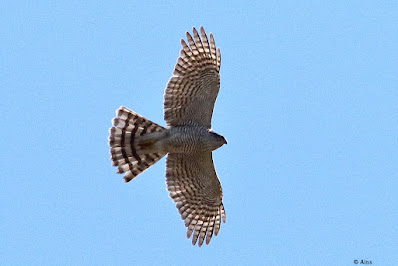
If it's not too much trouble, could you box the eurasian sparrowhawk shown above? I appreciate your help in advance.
[109,27,226,246]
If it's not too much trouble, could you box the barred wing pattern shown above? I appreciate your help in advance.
[164,26,221,128]
[109,27,226,247]
[166,152,226,246]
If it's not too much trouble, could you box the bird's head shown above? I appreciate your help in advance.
[210,131,227,150]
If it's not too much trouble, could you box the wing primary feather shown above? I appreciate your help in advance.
[214,211,221,236]
[200,27,211,58]
[205,213,216,245]
[210,33,217,62]
[193,27,205,59]
[198,213,211,247]
[186,31,198,57]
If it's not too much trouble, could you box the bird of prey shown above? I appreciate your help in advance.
[108,27,226,246]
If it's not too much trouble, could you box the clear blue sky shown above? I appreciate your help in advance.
[1,1,397,265]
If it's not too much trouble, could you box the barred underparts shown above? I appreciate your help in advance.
[109,27,227,247]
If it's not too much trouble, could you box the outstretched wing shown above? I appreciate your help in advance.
[164,26,221,128]
[166,152,226,246]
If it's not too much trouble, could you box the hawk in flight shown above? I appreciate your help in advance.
[109,27,226,246]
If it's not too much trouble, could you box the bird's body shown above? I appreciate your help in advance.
[157,126,225,153]
[109,27,226,246]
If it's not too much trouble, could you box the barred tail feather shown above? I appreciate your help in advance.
[109,106,166,182]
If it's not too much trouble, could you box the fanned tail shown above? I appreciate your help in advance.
[109,106,166,182]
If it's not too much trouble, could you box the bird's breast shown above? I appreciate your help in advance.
[161,126,217,153]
